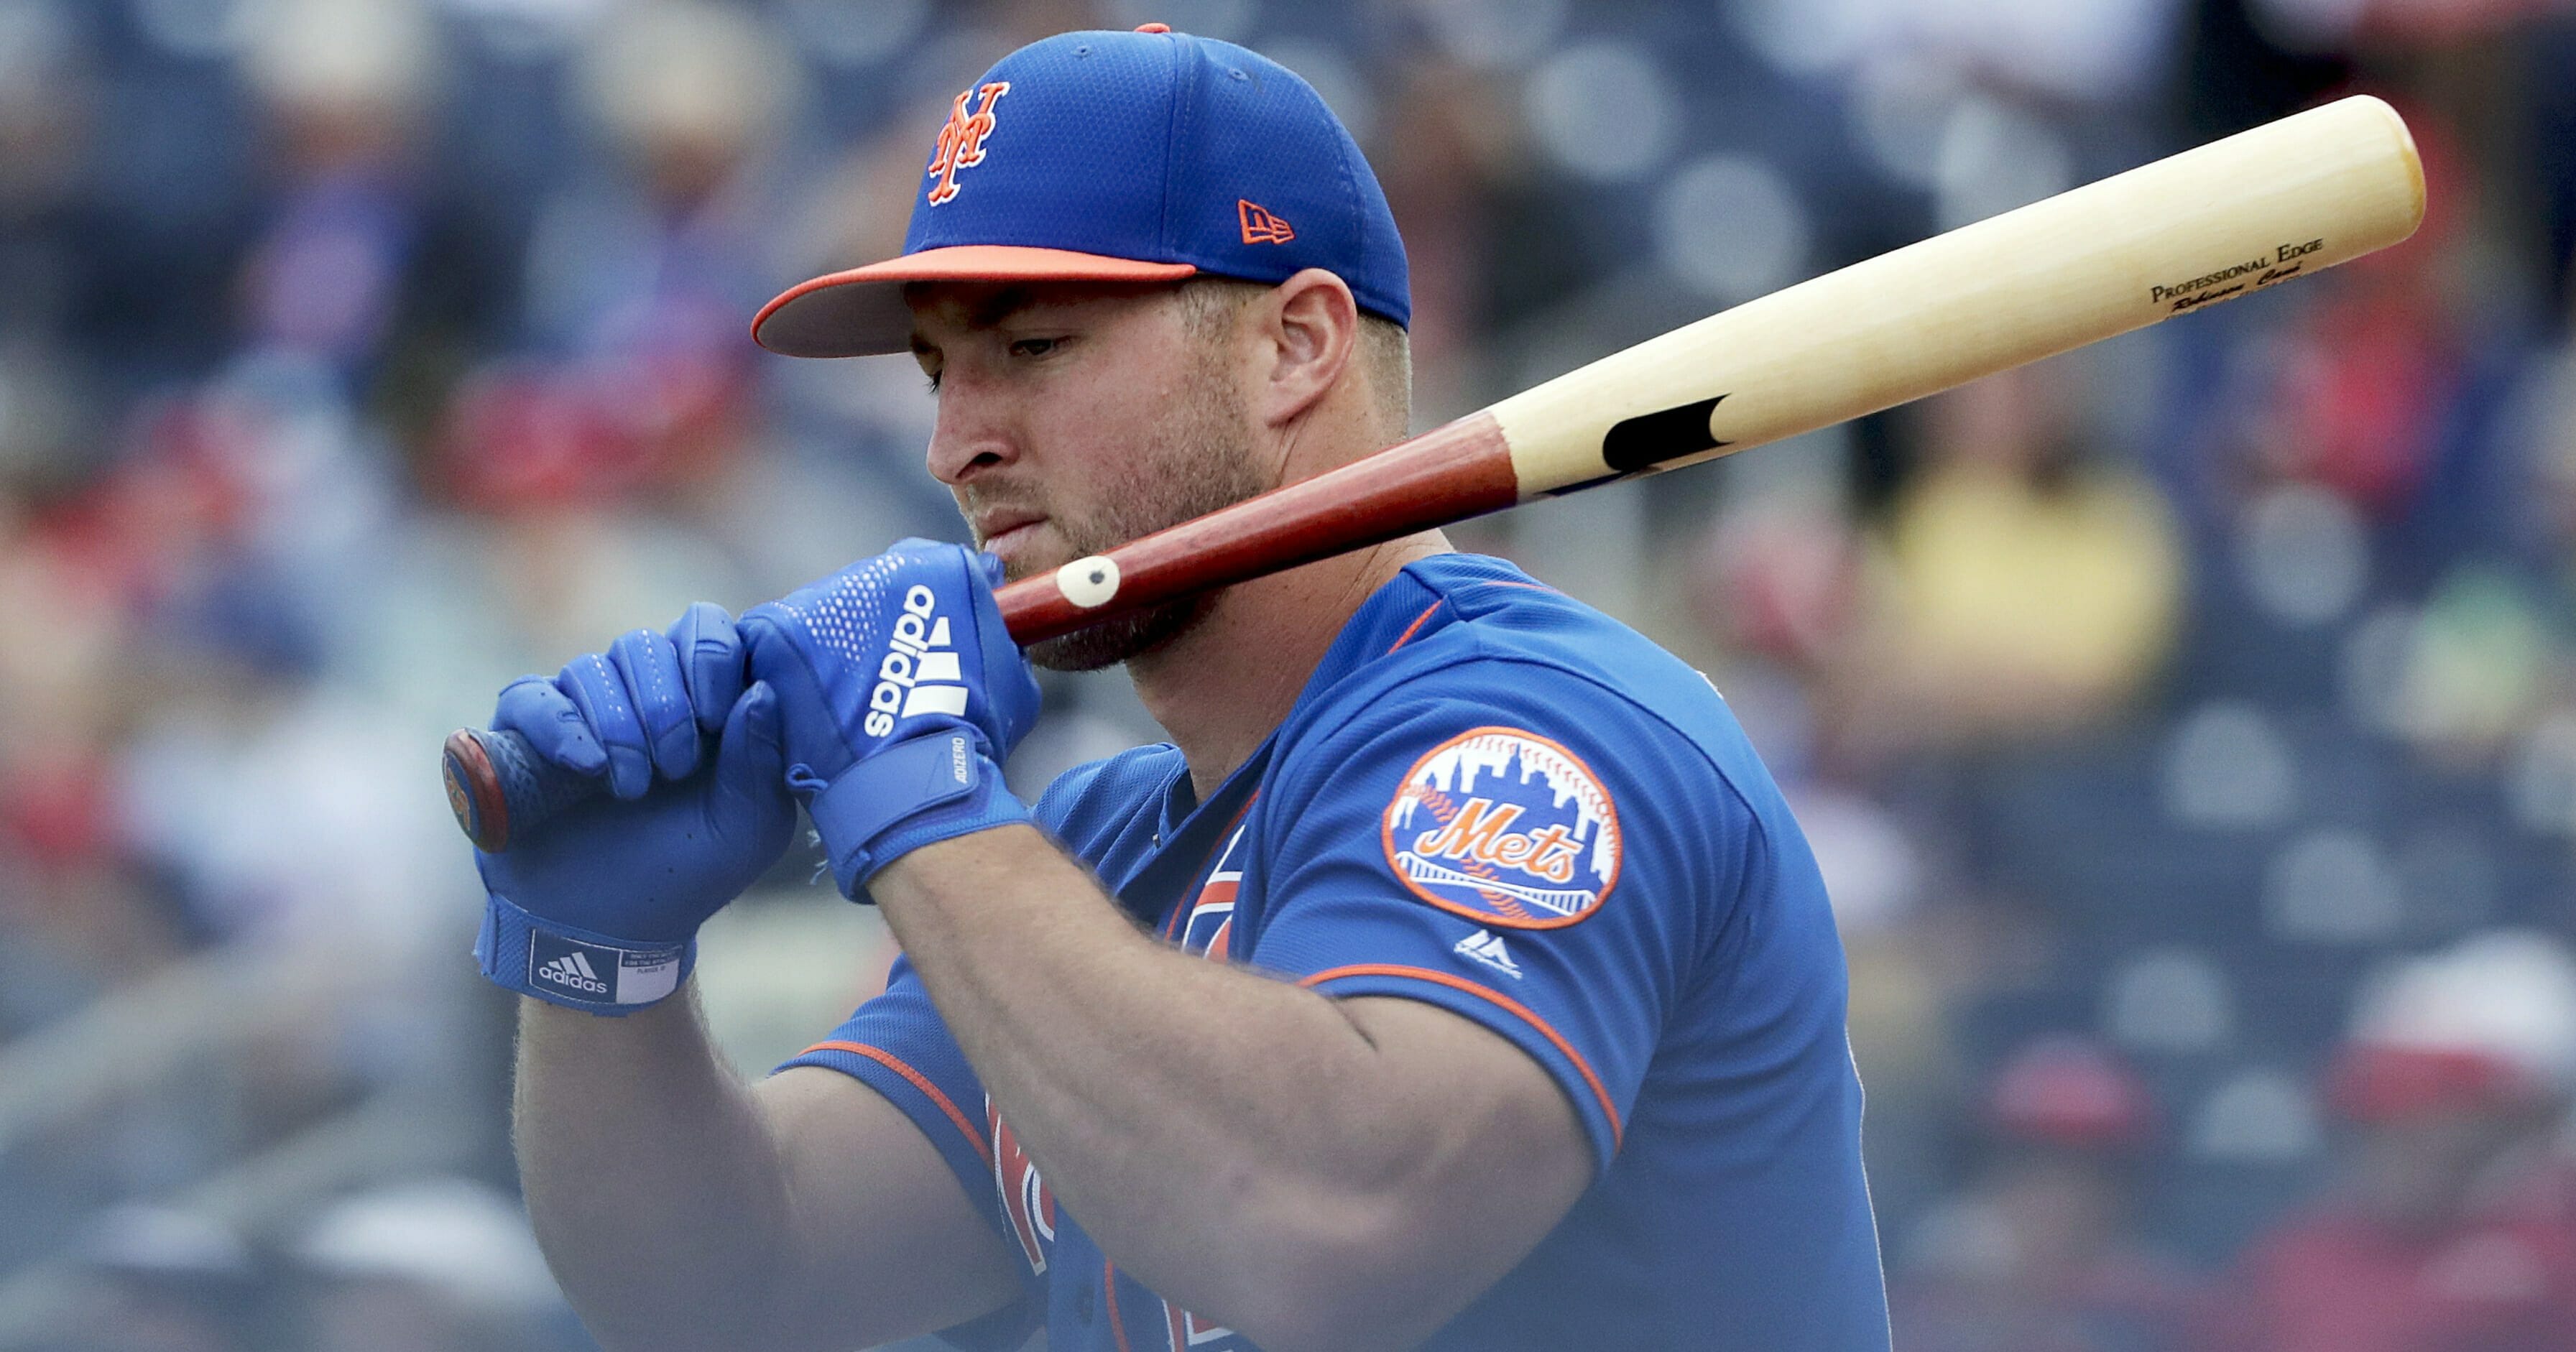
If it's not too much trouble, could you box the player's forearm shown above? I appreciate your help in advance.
[512,985,796,1352]
[872,828,1477,1346]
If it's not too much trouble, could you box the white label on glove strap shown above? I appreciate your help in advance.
[617,950,682,1005]
[1058,556,1120,609]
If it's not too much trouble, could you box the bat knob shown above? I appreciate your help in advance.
[444,726,601,852]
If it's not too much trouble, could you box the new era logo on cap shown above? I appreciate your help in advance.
[1239,200,1295,244]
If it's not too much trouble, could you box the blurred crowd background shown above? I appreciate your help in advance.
[4,0,2576,1348]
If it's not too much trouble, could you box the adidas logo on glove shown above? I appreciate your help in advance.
[866,585,969,737]
[527,932,618,994]
[532,940,612,996]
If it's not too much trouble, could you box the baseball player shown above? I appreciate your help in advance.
[474,25,1891,1352]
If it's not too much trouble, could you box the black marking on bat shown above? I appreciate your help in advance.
[1088,568,1106,585]
[1601,395,1729,473]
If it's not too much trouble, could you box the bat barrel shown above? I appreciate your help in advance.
[1486,95,2427,496]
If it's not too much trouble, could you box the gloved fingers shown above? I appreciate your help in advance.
[610,626,703,784]
[738,605,863,787]
[559,650,654,800]
[964,549,1042,756]
[666,602,745,737]
[987,661,1043,760]
[492,675,609,776]
[710,680,791,846]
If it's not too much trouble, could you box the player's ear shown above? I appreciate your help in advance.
[1254,268,1360,431]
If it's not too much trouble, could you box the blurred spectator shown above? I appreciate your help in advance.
[2212,932,2576,1351]
[0,0,93,355]
[1829,364,2183,758]
[1892,1037,2204,1352]
[1366,57,1574,422]
[453,0,803,519]
[233,0,470,400]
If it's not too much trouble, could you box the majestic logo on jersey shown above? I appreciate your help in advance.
[865,583,968,738]
[926,82,1010,205]
[1382,728,1621,929]
[1454,927,1524,979]
[989,1103,1056,1274]
[1237,199,1295,244]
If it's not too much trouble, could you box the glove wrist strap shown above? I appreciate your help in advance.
[801,729,1031,900]
[476,894,693,1015]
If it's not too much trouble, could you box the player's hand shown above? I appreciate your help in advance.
[739,540,1041,900]
[471,603,798,1014]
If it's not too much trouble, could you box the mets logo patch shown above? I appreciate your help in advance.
[1381,728,1621,930]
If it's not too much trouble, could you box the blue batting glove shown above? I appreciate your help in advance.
[739,540,1042,899]
[471,603,798,1014]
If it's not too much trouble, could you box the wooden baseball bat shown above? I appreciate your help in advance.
[446,94,2424,850]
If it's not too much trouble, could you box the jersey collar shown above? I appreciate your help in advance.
[1294,552,1541,703]
[1134,552,1538,873]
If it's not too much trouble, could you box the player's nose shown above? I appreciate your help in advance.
[924,381,1020,486]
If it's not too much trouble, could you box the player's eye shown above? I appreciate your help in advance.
[924,369,943,394]
[1008,337,1060,359]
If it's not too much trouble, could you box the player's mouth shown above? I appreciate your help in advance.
[976,512,1050,562]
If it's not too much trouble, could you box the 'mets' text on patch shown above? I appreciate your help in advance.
[1381,728,1622,929]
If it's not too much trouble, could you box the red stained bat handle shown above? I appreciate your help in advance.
[994,412,1515,642]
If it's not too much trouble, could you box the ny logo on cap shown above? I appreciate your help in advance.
[927,82,1011,205]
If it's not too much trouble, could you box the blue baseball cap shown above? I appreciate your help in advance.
[752,24,1410,358]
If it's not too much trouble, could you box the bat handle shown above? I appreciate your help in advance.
[443,726,600,853]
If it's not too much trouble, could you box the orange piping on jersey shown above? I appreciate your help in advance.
[1296,964,1623,1149]
[1383,580,1558,655]
[1386,598,1446,653]
[1104,1258,1136,1352]
[797,1041,992,1169]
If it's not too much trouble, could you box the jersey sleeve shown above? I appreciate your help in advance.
[773,954,1040,1351]
[1245,660,1740,1172]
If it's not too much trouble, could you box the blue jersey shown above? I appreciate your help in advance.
[780,553,1890,1351]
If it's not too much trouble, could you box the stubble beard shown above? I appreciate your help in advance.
[988,364,1270,673]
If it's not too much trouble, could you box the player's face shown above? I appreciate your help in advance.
[905,279,1270,670]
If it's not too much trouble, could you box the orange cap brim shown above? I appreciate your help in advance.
[751,245,1200,357]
